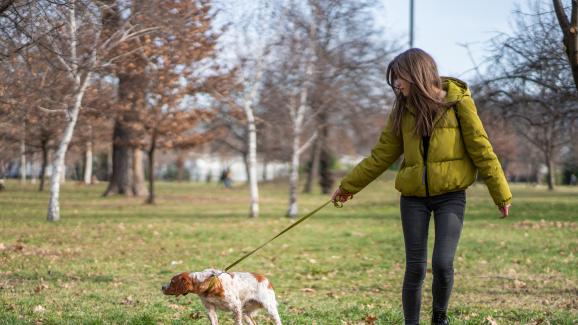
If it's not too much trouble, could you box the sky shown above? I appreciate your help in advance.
[378,0,521,82]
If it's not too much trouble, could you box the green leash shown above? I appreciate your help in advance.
[203,199,336,293]
[224,199,335,272]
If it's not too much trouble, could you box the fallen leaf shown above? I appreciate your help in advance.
[168,304,186,311]
[514,279,527,289]
[300,288,316,293]
[485,315,498,325]
[121,296,135,305]
[33,305,46,313]
[365,315,377,325]
[34,283,49,293]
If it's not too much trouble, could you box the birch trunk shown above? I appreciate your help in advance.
[59,162,66,184]
[84,139,93,185]
[243,61,263,218]
[286,65,316,218]
[287,126,301,218]
[47,0,92,221]
[47,73,90,221]
[286,41,316,218]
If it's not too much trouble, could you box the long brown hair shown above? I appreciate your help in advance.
[386,48,448,137]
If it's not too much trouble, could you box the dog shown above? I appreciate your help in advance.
[162,268,282,325]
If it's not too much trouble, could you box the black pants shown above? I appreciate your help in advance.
[400,190,466,325]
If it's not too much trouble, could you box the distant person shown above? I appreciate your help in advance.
[331,48,512,325]
[220,168,232,188]
[570,174,577,186]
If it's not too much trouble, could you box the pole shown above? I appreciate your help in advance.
[409,0,415,48]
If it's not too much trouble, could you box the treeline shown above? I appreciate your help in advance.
[0,0,576,222]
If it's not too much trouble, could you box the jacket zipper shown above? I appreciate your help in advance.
[422,136,430,197]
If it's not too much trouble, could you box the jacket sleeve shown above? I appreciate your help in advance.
[457,95,512,207]
[339,113,403,194]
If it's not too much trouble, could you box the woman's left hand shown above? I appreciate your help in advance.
[498,204,511,218]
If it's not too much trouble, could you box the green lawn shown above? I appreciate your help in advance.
[0,174,576,324]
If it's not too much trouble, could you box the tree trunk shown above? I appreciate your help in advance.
[47,64,92,222]
[303,136,320,193]
[132,148,147,195]
[59,159,66,184]
[246,114,259,218]
[146,131,157,204]
[0,160,5,192]
[20,133,26,184]
[84,139,93,185]
[315,109,335,195]
[286,57,314,218]
[105,145,112,181]
[262,158,268,181]
[103,121,132,196]
[176,151,185,181]
[242,151,250,184]
[546,152,555,191]
[30,153,36,184]
[39,139,48,191]
[287,129,301,218]
[101,0,143,196]
[553,0,578,91]
[243,60,263,218]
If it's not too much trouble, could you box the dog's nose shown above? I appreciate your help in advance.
[161,285,167,292]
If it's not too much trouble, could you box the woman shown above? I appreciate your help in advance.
[331,48,512,325]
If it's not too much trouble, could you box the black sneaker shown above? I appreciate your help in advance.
[431,311,449,325]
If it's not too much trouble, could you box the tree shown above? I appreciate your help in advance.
[205,0,289,217]
[285,0,397,194]
[100,0,148,197]
[480,1,578,190]
[258,0,395,216]
[260,30,318,218]
[1,0,152,221]
[553,0,578,90]
[134,0,228,204]
[0,1,73,61]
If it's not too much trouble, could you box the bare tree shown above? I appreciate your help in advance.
[3,0,152,221]
[479,1,578,190]
[204,61,264,217]
[553,0,578,90]
[0,1,73,61]
[286,0,397,194]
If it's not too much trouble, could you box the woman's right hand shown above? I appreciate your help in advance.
[331,186,354,205]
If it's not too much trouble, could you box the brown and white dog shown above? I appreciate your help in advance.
[162,268,282,325]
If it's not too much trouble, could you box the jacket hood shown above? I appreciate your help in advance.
[442,76,471,103]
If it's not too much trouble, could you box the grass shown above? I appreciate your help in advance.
[0,173,577,324]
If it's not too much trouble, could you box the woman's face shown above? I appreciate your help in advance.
[393,78,410,97]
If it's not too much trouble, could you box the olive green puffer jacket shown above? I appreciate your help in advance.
[340,77,512,207]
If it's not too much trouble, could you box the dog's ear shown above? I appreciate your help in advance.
[177,273,194,296]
